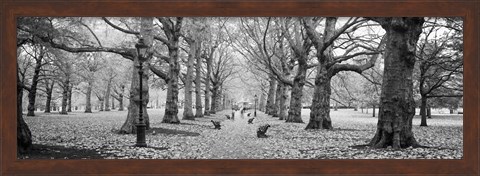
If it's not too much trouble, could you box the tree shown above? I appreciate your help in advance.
[147,17,184,124]
[42,77,55,113]
[415,17,463,126]
[21,44,48,116]
[111,64,131,111]
[303,17,384,129]
[77,52,104,113]
[359,62,383,117]
[201,19,225,116]
[368,17,425,149]
[235,18,291,119]
[48,50,77,115]
[16,23,35,152]
[194,41,204,117]
[119,17,154,133]
[181,18,206,120]
[209,43,237,113]
[278,18,315,123]
[18,17,153,133]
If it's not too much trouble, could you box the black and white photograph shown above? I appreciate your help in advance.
[16,17,463,159]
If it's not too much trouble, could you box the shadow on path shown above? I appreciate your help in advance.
[18,144,108,159]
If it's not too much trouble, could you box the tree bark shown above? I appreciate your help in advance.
[119,17,153,133]
[98,96,104,111]
[372,105,376,117]
[85,80,93,113]
[266,76,277,115]
[120,62,151,133]
[278,82,288,120]
[162,45,181,123]
[104,79,112,111]
[427,106,431,118]
[67,84,72,112]
[305,18,336,130]
[118,85,124,111]
[44,81,54,113]
[368,17,424,149]
[27,52,43,116]
[17,66,33,153]
[183,40,197,120]
[210,85,218,114]
[161,18,183,124]
[213,86,223,112]
[420,95,428,126]
[259,92,266,112]
[272,80,281,117]
[286,57,307,123]
[195,43,204,118]
[111,96,115,109]
[204,55,212,116]
[306,66,333,129]
[60,79,70,114]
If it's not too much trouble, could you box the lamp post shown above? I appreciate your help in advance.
[254,94,257,117]
[135,38,148,147]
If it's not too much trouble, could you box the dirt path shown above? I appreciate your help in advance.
[205,110,263,159]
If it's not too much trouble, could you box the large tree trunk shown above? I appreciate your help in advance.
[60,79,70,115]
[17,69,32,153]
[306,66,333,130]
[259,92,266,112]
[419,95,428,126]
[120,62,151,133]
[427,106,431,118]
[195,44,204,118]
[120,17,153,133]
[118,85,125,111]
[210,84,219,114]
[183,41,196,120]
[98,96,104,111]
[204,55,212,116]
[266,76,277,115]
[67,84,72,112]
[305,18,337,130]
[162,45,181,124]
[286,59,307,123]
[27,55,43,116]
[111,96,115,109]
[222,92,227,110]
[44,81,54,113]
[368,17,424,149]
[85,80,93,113]
[215,86,223,111]
[104,79,112,111]
[278,82,288,120]
[272,80,281,117]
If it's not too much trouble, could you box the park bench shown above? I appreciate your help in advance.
[257,124,271,138]
[211,120,221,130]
[248,118,254,124]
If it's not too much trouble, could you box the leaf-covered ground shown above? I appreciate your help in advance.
[19,108,463,159]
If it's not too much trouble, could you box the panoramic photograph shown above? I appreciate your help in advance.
[16,17,463,159]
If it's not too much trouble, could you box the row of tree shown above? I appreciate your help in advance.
[241,17,462,129]
[16,17,462,153]
[17,17,239,152]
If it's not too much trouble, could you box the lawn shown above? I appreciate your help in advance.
[19,108,463,159]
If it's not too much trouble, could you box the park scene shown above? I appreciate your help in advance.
[16,17,463,159]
